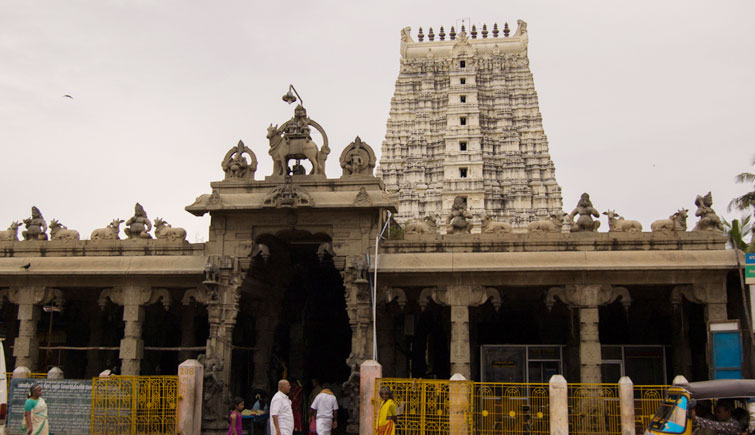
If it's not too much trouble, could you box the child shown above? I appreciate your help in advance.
[228,397,245,435]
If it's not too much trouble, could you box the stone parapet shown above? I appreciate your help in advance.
[383,231,727,253]
[0,239,206,258]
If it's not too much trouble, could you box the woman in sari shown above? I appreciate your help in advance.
[377,387,398,435]
[24,383,49,435]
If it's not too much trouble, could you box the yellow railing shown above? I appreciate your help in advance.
[376,378,668,435]
[634,385,668,433]
[6,372,47,390]
[376,378,550,435]
[90,375,178,435]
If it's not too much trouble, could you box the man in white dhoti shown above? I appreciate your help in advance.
[270,379,294,435]
[310,386,339,435]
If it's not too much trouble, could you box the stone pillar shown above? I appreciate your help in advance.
[579,306,601,383]
[8,286,64,371]
[99,285,171,376]
[449,373,469,435]
[86,306,105,377]
[252,308,276,390]
[419,286,501,379]
[618,376,635,435]
[47,366,64,380]
[177,359,204,435]
[670,288,693,379]
[549,375,568,435]
[546,285,631,383]
[359,360,381,435]
[205,283,239,387]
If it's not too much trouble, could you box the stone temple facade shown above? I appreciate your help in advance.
[378,21,563,227]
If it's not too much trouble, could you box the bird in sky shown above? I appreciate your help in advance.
[63,94,73,99]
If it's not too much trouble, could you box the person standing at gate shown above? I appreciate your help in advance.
[309,385,338,435]
[270,379,294,435]
[376,387,397,435]
[23,383,49,435]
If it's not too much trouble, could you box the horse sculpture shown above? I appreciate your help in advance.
[266,105,330,176]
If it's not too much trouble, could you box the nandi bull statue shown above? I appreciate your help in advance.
[692,192,724,232]
[49,219,80,240]
[651,209,688,233]
[0,221,21,241]
[91,219,124,240]
[481,214,513,234]
[154,218,187,241]
[267,104,330,176]
[602,210,642,233]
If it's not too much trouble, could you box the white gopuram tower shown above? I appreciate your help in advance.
[378,21,563,229]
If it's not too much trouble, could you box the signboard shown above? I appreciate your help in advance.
[6,378,92,435]
[709,321,743,380]
[747,254,755,285]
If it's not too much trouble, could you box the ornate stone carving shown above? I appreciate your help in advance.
[90,218,124,240]
[98,287,171,310]
[692,192,724,232]
[384,287,407,310]
[316,242,335,262]
[124,203,152,239]
[670,285,705,307]
[527,213,565,233]
[154,218,187,242]
[22,206,48,241]
[198,354,227,422]
[353,187,371,206]
[182,287,212,305]
[0,221,21,241]
[405,215,438,235]
[7,287,64,307]
[221,140,257,181]
[602,210,642,233]
[419,286,501,311]
[651,209,688,233]
[339,136,377,176]
[481,215,512,234]
[251,243,271,262]
[545,285,631,311]
[266,105,330,176]
[446,196,473,234]
[49,219,80,240]
[569,193,601,232]
[262,175,313,208]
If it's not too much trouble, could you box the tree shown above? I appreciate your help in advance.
[723,216,754,252]
[728,154,755,214]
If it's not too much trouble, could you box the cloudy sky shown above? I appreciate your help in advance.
[1,0,753,242]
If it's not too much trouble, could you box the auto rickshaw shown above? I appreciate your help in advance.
[646,379,755,434]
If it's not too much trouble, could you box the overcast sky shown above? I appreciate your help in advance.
[1,0,753,242]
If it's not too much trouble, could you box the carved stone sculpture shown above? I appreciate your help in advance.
[91,219,124,240]
[198,354,226,422]
[339,136,377,176]
[22,206,48,241]
[49,219,80,240]
[569,193,600,232]
[651,209,688,233]
[0,221,21,241]
[527,213,565,233]
[221,140,258,181]
[153,218,187,241]
[124,203,152,239]
[481,215,512,234]
[447,196,473,234]
[353,187,371,206]
[692,192,724,232]
[405,214,438,235]
[262,175,313,208]
[602,210,642,233]
[267,105,330,176]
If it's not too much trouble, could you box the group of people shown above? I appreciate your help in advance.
[692,399,755,435]
[228,379,340,435]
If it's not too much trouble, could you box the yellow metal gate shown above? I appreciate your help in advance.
[90,375,178,435]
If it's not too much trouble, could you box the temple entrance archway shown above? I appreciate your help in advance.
[235,229,351,400]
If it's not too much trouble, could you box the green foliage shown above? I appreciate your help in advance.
[728,154,755,213]
[723,216,755,253]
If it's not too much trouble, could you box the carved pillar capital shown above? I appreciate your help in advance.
[419,286,501,310]
[382,287,407,310]
[8,286,64,307]
[546,284,631,311]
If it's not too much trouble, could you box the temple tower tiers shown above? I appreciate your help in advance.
[378,21,563,227]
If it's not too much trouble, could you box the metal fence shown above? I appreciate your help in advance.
[376,378,668,435]
[5,372,47,391]
[90,375,178,435]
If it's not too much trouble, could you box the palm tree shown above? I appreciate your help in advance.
[723,216,753,252]
[728,154,755,214]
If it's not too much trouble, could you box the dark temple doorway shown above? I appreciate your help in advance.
[234,230,351,404]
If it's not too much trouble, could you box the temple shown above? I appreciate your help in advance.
[378,21,563,228]
[0,21,747,435]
